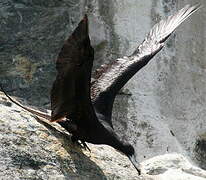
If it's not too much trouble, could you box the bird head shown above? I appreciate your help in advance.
[127,150,141,175]
[121,143,141,175]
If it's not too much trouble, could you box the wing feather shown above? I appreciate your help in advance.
[91,4,201,127]
[51,15,94,122]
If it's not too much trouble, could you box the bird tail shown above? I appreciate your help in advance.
[0,85,51,120]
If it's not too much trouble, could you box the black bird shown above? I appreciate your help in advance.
[0,4,200,175]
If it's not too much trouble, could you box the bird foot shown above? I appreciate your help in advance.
[79,140,91,152]
[71,136,91,152]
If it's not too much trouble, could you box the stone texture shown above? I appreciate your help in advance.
[0,93,140,180]
[0,0,206,177]
[110,0,206,171]
[141,154,206,180]
[1,93,206,180]
[0,0,85,107]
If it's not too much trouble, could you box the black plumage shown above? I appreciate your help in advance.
[0,4,201,175]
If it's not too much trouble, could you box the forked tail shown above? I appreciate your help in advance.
[0,85,51,120]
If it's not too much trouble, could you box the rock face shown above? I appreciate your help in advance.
[0,93,140,180]
[1,93,206,180]
[0,0,85,106]
[141,154,206,180]
[0,0,206,177]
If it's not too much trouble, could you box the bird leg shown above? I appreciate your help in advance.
[58,121,90,151]
[58,120,77,134]
[71,135,91,152]
[80,140,91,152]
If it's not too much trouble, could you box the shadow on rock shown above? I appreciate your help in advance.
[35,117,107,180]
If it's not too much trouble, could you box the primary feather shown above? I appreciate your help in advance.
[50,15,94,122]
[91,4,201,128]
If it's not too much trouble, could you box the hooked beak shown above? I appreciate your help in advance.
[128,154,141,175]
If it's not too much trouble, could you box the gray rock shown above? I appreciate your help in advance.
[0,0,205,177]
[141,153,206,180]
[111,0,206,171]
[0,0,85,106]
[0,93,141,180]
[1,94,206,179]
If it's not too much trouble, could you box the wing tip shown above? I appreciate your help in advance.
[192,3,202,10]
[69,14,90,41]
[83,14,88,22]
[81,14,88,29]
[187,3,202,16]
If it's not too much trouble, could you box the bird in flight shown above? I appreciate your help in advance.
[1,4,200,175]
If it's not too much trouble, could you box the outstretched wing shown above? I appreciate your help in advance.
[51,15,94,122]
[91,4,201,127]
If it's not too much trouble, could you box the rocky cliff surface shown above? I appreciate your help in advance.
[1,93,206,179]
[0,0,206,178]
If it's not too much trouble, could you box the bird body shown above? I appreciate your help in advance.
[0,4,201,175]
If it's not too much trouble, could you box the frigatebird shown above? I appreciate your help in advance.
[1,4,201,175]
